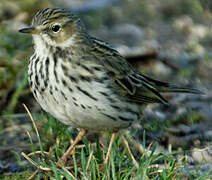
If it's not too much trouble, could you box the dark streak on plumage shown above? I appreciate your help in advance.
[30,54,36,65]
[29,72,33,79]
[35,75,40,86]
[44,57,50,87]
[53,96,59,104]
[45,57,50,75]
[74,102,79,106]
[125,107,139,118]
[29,80,33,87]
[62,79,67,86]
[53,53,59,82]
[93,67,102,71]
[56,46,62,52]
[95,105,102,111]
[33,57,39,78]
[43,9,54,24]
[48,15,65,22]
[39,61,44,79]
[61,91,68,100]
[33,90,37,98]
[68,87,73,92]
[111,105,120,110]
[76,86,98,101]
[93,77,103,83]
[99,91,109,97]
[34,83,39,90]
[41,87,45,92]
[118,116,132,122]
[56,47,67,59]
[81,104,86,109]
[94,75,109,84]
[61,64,69,76]
[107,97,116,103]
[69,76,78,83]
[101,113,117,121]
[80,64,94,74]
[79,75,91,82]
[49,85,53,95]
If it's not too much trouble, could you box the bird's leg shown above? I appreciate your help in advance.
[58,129,87,165]
[104,131,117,164]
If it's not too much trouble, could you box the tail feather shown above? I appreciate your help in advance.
[130,73,204,105]
[156,84,203,94]
[140,73,203,94]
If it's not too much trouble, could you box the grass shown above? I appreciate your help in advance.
[0,105,208,180]
[0,24,31,117]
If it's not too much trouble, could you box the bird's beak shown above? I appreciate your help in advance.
[19,27,41,34]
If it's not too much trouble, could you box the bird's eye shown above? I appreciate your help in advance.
[52,25,60,32]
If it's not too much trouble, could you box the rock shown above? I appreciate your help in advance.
[192,147,212,163]
[95,23,145,47]
[181,164,212,178]
[197,59,212,81]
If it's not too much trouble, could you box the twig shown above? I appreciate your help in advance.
[27,150,49,157]
[86,150,94,171]
[23,104,41,144]
[61,167,77,180]
[21,152,51,171]
[124,130,145,155]
[27,169,38,180]
[122,135,139,169]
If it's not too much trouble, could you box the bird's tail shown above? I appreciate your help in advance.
[157,84,203,94]
[141,74,203,94]
[130,73,204,105]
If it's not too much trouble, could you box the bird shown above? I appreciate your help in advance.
[19,7,202,165]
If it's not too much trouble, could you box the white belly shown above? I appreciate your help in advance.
[33,83,133,131]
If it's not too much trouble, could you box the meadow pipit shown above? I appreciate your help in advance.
[19,8,201,165]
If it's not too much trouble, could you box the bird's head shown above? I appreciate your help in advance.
[19,8,87,49]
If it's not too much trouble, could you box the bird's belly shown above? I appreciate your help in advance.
[33,86,138,132]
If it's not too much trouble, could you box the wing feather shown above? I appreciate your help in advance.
[89,37,201,105]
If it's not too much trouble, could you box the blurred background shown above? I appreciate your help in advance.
[0,0,211,177]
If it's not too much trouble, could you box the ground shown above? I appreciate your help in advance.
[0,0,211,179]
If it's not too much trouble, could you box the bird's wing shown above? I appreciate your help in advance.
[90,38,169,104]
[90,37,202,105]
